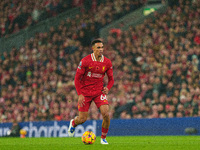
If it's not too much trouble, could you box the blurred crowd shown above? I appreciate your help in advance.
[110,0,200,119]
[0,0,74,37]
[0,0,199,123]
[0,0,145,123]
[0,0,112,38]
[0,0,144,38]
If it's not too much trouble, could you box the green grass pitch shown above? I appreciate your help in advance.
[0,136,199,150]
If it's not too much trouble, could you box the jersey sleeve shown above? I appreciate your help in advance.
[74,59,87,95]
[106,60,114,90]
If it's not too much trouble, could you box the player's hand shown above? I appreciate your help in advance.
[78,94,85,107]
[102,87,109,95]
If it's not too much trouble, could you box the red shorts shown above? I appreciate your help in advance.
[78,94,109,112]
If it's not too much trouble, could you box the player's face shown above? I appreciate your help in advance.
[92,42,104,57]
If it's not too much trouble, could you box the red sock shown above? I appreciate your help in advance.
[72,119,77,127]
[101,127,109,139]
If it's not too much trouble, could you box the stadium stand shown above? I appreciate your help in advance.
[0,0,199,123]
[111,0,200,119]
[0,0,146,122]
[0,0,79,38]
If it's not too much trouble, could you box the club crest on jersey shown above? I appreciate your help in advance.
[102,66,105,72]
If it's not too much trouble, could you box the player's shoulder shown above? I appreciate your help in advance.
[81,54,92,62]
[103,55,112,63]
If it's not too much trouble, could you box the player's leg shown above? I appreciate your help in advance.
[74,111,88,126]
[68,97,91,137]
[68,111,88,137]
[94,94,110,144]
[99,104,110,144]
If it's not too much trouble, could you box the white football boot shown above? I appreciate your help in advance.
[101,138,109,144]
[68,119,75,137]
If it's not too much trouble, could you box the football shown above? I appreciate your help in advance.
[20,129,27,135]
[82,131,96,145]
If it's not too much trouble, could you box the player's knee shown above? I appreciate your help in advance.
[79,117,87,124]
[102,112,109,120]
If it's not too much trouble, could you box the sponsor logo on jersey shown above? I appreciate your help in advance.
[87,72,91,77]
[92,73,102,78]
[87,72,102,78]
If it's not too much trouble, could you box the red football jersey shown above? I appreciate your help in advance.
[74,53,114,97]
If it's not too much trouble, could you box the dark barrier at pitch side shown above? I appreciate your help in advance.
[0,117,199,137]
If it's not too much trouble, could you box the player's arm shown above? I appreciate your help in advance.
[74,60,87,106]
[103,60,114,94]
[74,60,86,95]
